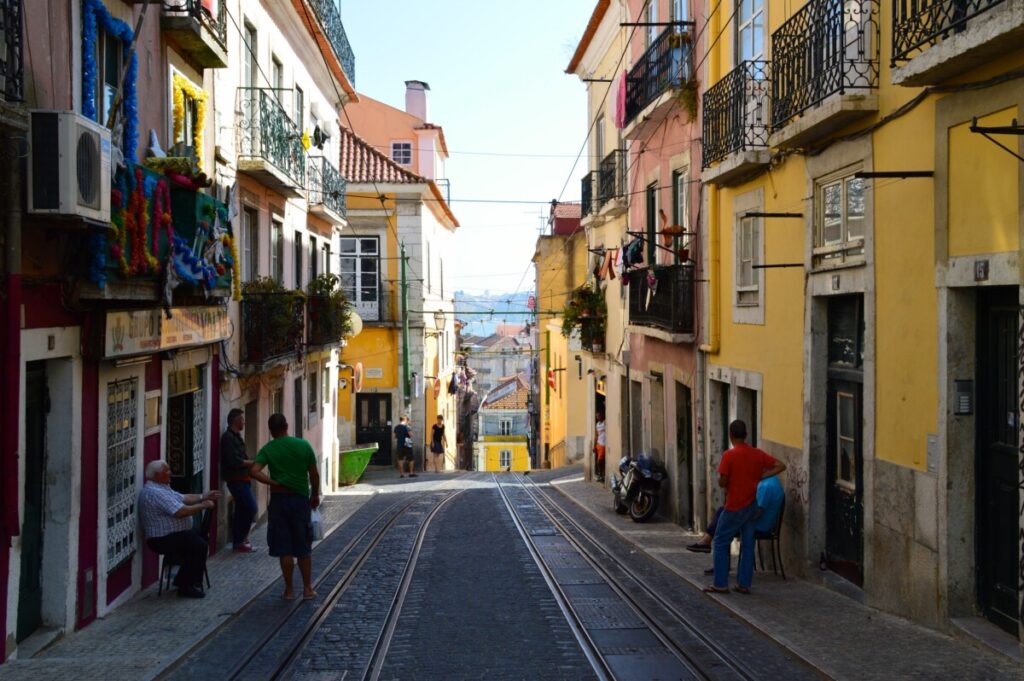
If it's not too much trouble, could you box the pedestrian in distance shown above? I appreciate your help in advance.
[138,460,220,599]
[429,415,447,473]
[394,415,417,478]
[594,409,607,483]
[220,408,257,552]
[250,413,321,601]
[704,419,786,595]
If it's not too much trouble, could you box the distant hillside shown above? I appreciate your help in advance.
[455,291,532,337]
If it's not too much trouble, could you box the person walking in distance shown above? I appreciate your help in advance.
[220,408,257,552]
[594,410,607,483]
[429,415,447,473]
[250,414,321,600]
[394,415,417,478]
[704,419,786,595]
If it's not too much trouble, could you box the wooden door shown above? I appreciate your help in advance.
[18,363,46,642]
[357,394,393,465]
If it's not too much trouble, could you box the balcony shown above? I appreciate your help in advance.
[892,0,1024,84]
[307,156,347,225]
[304,0,356,86]
[0,0,23,103]
[580,171,600,221]
[623,25,693,139]
[241,291,305,367]
[627,264,696,340]
[236,88,306,197]
[161,0,228,69]
[597,149,627,217]
[306,294,346,347]
[702,60,771,187]
[769,0,879,149]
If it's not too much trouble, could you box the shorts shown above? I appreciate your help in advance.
[398,447,414,462]
[267,494,313,559]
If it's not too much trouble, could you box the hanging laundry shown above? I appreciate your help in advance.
[623,237,644,269]
[615,71,627,129]
[448,372,459,395]
[645,270,658,310]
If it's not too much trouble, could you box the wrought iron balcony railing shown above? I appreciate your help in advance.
[581,171,600,217]
[702,60,771,168]
[241,291,305,365]
[627,264,696,336]
[598,149,627,207]
[306,294,346,347]
[625,25,693,124]
[237,88,306,187]
[772,0,879,130]
[0,0,24,102]
[163,0,227,51]
[892,0,1007,63]
[308,156,347,217]
[305,0,356,86]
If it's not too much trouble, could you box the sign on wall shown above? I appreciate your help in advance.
[104,307,231,359]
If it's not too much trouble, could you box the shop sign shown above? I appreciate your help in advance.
[105,307,231,359]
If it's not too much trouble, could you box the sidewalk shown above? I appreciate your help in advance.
[546,469,1024,681]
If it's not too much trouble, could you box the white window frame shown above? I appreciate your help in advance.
[646,0,659,48]
[499,417,513,436]
[270,219,283,282]
[674,167,690,251]
[736,0,766,64]
[242,207,258,282]
[340,237,380,321]
[672,0,689,23]
[835,390,856,492]
[391,140,412,166]
[595,116,605,165]
[736,215,760,305]
[813,170,866,269]
[499,449,512,468]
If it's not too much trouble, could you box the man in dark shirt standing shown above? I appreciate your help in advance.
[221,408,256,552]
[394,416,416,478]
[705,419,786,595]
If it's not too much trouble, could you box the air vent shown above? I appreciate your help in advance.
[28,110,111,223]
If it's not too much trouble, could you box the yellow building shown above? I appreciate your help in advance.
[700,0,1024,645]
[475,374,532,472]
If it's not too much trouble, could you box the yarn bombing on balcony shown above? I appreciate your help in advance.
[81,0,139,161]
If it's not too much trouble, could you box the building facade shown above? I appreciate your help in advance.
[475,374,531,472]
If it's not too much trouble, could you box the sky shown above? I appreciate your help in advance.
[339,0,594,304]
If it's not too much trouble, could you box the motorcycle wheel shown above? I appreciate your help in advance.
[629,492,658,522]
[613,491,628,515]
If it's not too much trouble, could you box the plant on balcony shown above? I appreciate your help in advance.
[241,277,305,360]
[676,78,698,120]
[561,284,607,352]
[307,273,353,344]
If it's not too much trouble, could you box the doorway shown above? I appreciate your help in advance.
[824,295,864,586]
[167,367,206,496]
[357,393,393,465]
[17,362,47,642]
[975,286,1018,635]
[676,382,694,529]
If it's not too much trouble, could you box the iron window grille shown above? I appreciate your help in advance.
[598,149,627,207]
[702,60,771,168]
[240,291,305,365]
[0,0,23,102]
[581,171,600,217]
[304,0,356,85]
[307,155,347,217]
[625,23,693,124]
[771,0,879,131]
[191,386,206,476]
[106,378,138,573]
[237,87,306,187]
[162,0,227,50]
[892,0,1007,63]
[627,264,696,335]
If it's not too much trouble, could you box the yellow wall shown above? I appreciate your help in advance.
[948,107,1019,257]
[482,443,530,472]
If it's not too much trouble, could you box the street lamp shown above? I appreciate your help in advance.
[433,309,446,332]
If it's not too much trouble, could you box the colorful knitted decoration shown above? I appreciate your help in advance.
[81,0,138,161]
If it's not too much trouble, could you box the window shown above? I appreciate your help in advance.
[836,391,856,491]
[106,378,138,572]
[736,216,760,305]
[97,31,122,126]
[271,220,284,282]
[391,141,412,166]
[308,370,317,416]
[293,375,303,433]
[271,56,283,102]
[814,174,865,268]
[645,182,658,265]
[242,23,257,89]
[323,243,331,276]
[272,387,283,415]
[500,418,513,436]
[736,0,765,63]
[426,241,431,293]
[499,449,512,469]
[340,237,380,321]
[242,208,259,281]
[595,116,605,164]
[309,236,317,283]
[175,87,199,149]
[646,0,659,48]
[672,0,689,23]
[321,366,329,417]
[672,168,690,263]
[294,232,304,289]
[294,85,304,131]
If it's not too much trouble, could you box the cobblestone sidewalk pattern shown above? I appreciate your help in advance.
[545,469,1024,681]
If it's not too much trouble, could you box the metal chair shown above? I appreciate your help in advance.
[755,494,786,580]
[158,510,213,595]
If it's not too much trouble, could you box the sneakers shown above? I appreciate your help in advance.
[686,542,711,553]
[233,542,255,553]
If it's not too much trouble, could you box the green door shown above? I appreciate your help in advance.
[17,362,47,642]
[976,287,1019,635]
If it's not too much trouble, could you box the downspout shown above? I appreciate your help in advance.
[699,184,720,355]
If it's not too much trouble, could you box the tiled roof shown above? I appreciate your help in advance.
[551,202,582,219]
[566,0,611,74]
[481,374,529,410]
[338,126,424,184]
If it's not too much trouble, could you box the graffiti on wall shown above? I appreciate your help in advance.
[788,460,810,508]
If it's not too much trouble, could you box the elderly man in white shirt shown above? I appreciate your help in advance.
[138,460,220,598]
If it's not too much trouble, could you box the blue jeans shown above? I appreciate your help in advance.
[712,502,758,589]
[226,480,257,546]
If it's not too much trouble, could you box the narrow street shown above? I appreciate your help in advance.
[1,468,1019,681]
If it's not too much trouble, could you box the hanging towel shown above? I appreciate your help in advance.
[615,71,627,129]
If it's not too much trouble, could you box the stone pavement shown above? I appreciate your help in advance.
[543,467,1024,681]
[0,468,462,681]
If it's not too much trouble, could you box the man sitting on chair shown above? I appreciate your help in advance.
[139,460,220,598]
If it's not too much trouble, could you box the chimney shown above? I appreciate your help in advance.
[404,80,430,122]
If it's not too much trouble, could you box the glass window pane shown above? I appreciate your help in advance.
[846,177,865,239]
[839,439,854,482]
[823,183,842,243]
[361,238,378,254]
[341,238,357,254]
[360,259,377,273]
[839,392,854,437]
[362,286,377,301]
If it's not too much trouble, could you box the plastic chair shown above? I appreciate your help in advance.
[755,494,786,580]
[158,510,212,595]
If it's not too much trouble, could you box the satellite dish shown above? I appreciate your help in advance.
[348,312,363,338]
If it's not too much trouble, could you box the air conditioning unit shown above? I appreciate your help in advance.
[28,110,112,223]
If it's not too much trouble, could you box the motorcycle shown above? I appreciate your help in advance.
[611,454,667,522]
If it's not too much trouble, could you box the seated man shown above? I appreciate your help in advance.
[138,460,220,598]
[686,476,785,553]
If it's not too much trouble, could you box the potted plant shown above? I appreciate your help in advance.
[562,284,607,354]
[241,277,305,361]
[306,273,353,345]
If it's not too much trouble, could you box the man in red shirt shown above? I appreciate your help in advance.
[705,419,786,594]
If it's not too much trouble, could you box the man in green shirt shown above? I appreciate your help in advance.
[250,413,321,600]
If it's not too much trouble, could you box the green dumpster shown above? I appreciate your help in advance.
[338,443,378,486]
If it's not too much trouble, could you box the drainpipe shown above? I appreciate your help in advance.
[699,183,720,355]
[3,129,22,539]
